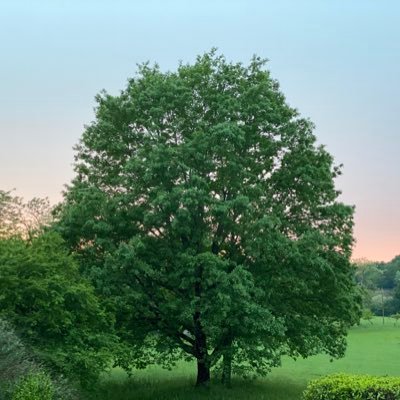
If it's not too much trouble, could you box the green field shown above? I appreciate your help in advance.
[89,318,400,400]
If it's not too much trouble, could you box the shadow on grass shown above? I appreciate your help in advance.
[86,375,305,400]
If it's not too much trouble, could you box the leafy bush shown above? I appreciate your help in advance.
[12,372,54,400]
[0,319,35,397]
[0,233,115,386]
[303,374,400,400]
[392,313,400,325]
[0,319,79,400]
[361,308,374,324]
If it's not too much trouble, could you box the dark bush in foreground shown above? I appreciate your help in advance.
[0,319,79,400]
[12,372,53,400]
[303,374,400,400]
[0,319,35,398]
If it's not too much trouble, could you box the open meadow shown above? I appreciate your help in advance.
[88,318,400,400]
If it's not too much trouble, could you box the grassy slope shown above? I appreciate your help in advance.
[89,318,400,400]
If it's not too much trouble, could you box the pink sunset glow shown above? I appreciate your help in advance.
[1,2,399,263]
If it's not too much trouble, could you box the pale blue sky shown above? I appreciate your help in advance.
[0,0,399,260]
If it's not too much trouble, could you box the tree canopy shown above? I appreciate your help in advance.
[57,51,361,386]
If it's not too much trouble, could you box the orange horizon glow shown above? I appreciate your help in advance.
[352,226,399,263]
[352,241,399,264]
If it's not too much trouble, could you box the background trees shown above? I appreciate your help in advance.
[0,190,52,240]
[0,190,116,387]
[58,51,360,386]
[355,256,400,318]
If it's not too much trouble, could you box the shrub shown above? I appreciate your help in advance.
[0,234,114,387]
[361,308,374,324]
[0,319,35,398]
[303,374,400,400]
[0,319,79,400]
[12,372,54,400]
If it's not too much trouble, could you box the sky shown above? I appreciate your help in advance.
[0,0,399,262]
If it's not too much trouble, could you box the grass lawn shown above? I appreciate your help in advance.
[88,318,400,400]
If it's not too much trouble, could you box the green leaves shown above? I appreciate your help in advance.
[0,233,115,386]
[303,374,400,400]
[57,50,360,383]
[12,372,54,400]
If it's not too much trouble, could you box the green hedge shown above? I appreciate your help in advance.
[303,374,400,400]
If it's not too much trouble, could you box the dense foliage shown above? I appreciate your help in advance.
[303,374,400,400]
[0,319,79,400]
[58,51,360,386]
[12,372,54,400]
[355,257,400,290]
[0,319,35,397]
[355,256,400,317]
[0,233,115,386]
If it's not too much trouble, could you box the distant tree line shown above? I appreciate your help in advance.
[355,257,400,318]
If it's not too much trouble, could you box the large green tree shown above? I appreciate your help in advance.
[58,51,360,386]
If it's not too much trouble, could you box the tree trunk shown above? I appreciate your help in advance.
[194,322,210,386]
[221,335,233,387]
[221,351,232,387]
[196,359,211,386]
[193,261,210,387]
[194,334,210,386]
